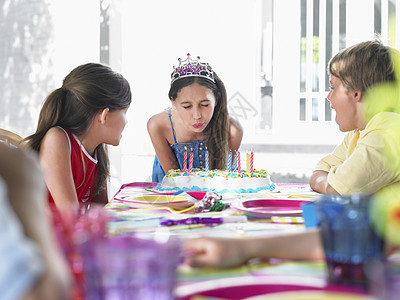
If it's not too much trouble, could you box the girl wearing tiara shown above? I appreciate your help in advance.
[25,63,132,213]
[147,54,243,182]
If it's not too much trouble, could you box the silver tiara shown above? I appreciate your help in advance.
[171,53,215,85]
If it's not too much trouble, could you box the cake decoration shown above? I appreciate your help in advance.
[183,146,188,172]
[157,149,277,194]
[204,149,209,173]
[157,168,278,194]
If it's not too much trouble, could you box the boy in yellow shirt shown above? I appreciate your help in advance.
[310,40,400,195]
[183,39,400,268]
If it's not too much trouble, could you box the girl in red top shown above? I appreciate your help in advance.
[25,63,131,213]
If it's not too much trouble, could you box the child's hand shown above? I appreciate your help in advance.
[182,237,248,269]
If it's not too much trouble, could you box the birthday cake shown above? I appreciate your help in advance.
[157,168,278,194]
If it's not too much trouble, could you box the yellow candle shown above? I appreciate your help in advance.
[246,152,251,174]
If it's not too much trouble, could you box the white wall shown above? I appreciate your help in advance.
[49,0,100,85]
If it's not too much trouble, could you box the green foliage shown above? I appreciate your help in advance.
[301,36,320,63]
[363,48,400,121]
[367,49,400,246]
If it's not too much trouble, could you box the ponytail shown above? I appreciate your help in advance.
[26,88,67,152]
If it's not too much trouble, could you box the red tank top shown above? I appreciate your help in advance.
[48,128,98,214]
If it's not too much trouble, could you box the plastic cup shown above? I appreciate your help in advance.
[315,194,385,290]
[82,235,180,300]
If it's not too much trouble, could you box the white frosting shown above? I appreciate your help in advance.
[158,169,277,194]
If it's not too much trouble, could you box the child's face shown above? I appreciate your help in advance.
[104,107,129,146]
[172,83,216,133]
[327,75,359,132]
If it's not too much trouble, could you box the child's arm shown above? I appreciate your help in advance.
[309,170,338,194]
[309,135,349,194]
[228,117,243,152]
[147,113,180,173]
[39,127,80,210]
[183,229,323,269]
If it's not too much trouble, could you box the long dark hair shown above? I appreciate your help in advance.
[168,73,229,169]
[25,63,132,196]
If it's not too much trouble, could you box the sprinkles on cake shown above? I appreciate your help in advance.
[165,168,269,179]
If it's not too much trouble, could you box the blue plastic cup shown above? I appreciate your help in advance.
[315,194,385,290]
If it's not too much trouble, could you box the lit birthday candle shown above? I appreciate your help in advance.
[250,150,254,173]
[205,148,209,173]
[227,150,232,172]
[183,146,187,172]
[237,151,241,174]
[188,148,193,174]
[233,150,238,171]
[246,152,251,174]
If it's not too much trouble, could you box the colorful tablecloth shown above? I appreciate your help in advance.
[104,182,376,299]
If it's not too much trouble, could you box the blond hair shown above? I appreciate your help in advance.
[328,39,395,92]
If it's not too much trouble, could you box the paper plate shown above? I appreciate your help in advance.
[231,198,310,218]
[175,276,370,300]
[116,195,199,209]
[246,290,374,300]
[133,195,190,203]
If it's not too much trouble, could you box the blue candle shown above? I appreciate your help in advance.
[233,151,238,171]
[227,151,232,172]
[205,150,209,173]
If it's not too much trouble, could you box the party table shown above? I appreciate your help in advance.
[104,182,376,299]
